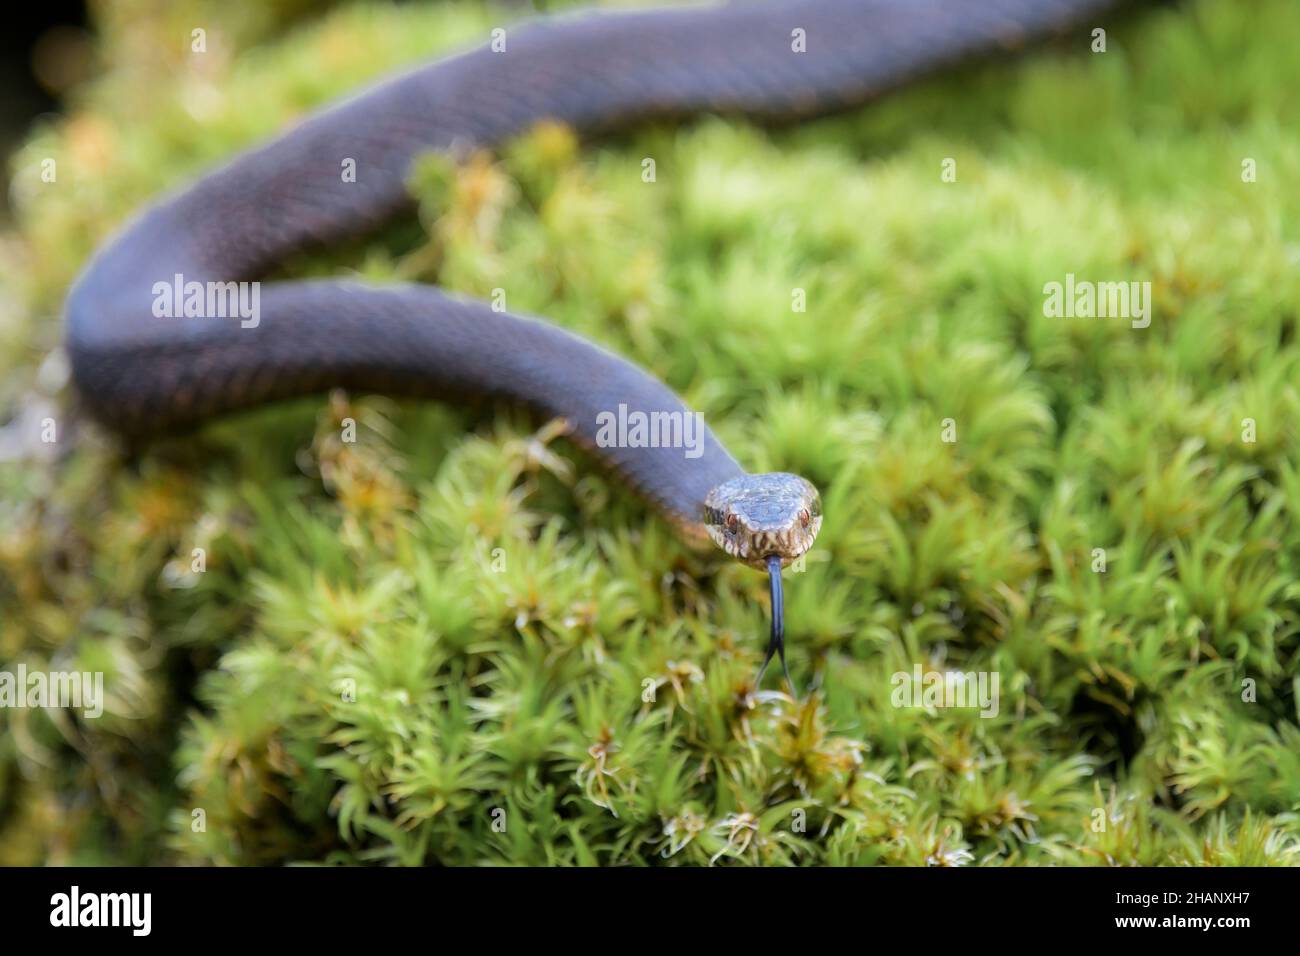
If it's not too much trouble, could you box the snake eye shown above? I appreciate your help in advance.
[725,513,739,533]
[799,509,811,529]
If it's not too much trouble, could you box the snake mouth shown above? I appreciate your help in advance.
[735,527,819,569]
[711,529,819,569]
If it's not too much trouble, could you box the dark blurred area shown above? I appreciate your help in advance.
[1,0,91,217]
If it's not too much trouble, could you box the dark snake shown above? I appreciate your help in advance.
[64,0,1121,691]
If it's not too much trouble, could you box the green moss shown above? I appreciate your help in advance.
[2,0,1299,865]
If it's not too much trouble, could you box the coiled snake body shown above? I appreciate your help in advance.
[65,0,1118,688]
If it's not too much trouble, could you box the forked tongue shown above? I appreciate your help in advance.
[754,554,797,696]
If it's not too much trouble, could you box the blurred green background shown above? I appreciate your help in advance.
[1,0,1298,865]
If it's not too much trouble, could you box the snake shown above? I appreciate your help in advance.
[64,0,1120,692]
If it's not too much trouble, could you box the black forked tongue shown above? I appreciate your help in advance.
[755,554,797,697]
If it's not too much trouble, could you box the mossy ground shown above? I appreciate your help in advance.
[2,0,1299,865]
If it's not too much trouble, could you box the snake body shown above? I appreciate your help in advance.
[64,0,1118,684]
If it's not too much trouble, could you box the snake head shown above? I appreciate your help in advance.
[703,472,822,570]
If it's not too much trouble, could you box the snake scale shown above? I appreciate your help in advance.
[64,0,1121,688]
